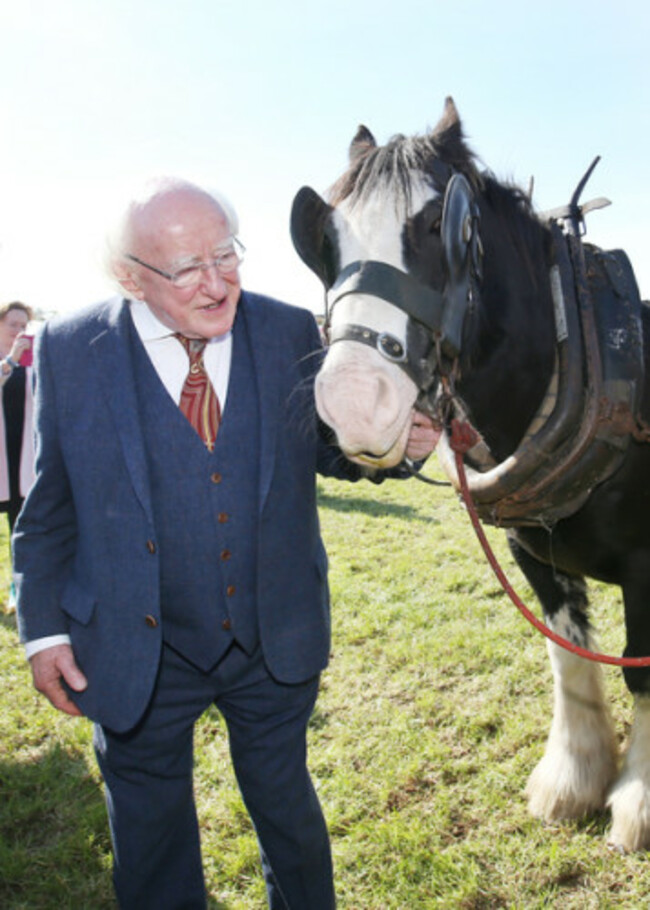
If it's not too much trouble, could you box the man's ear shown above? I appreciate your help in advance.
[113,261,145,300]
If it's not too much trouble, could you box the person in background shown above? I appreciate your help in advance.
[13,178,438,909]
[0,301,35,610]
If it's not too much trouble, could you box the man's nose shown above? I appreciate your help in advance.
[199,264,228,293]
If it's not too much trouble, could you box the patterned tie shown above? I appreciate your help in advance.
[175,334,221,451]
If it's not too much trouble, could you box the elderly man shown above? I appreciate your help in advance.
[13,178,437,909]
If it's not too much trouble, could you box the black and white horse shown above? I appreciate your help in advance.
[291,97,650,851]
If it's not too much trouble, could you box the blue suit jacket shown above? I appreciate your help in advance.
[14,293,366,732]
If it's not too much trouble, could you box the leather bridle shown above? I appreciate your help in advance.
[323,172,483,403]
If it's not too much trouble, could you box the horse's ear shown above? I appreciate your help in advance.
[431,96,479,183]
[432,96,462,145]
[290,186,339,288]
[349,125,376,162]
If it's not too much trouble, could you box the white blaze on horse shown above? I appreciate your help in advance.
[291,97,650,852]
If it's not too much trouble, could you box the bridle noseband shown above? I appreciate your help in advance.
[325,259,445,391]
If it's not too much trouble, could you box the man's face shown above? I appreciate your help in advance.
[123,188,242,339]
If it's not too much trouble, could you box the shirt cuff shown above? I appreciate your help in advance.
[25,634,72,660]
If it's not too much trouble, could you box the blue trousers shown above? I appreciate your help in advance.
[93,642,335,909]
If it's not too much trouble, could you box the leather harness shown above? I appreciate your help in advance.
[436,223,647,527]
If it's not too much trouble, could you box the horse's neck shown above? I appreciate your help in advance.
[459,261,557,461]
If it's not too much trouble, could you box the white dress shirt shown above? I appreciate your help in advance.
[24,298,233,659]
[129,299,233,409]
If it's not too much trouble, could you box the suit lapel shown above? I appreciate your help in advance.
[91,300,153,521]
[241,295,280,509]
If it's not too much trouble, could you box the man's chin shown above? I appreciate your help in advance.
[195,300,238,338]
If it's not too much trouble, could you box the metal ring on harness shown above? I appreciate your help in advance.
[328,323,407,364]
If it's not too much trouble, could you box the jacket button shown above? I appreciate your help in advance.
[217,512,229,523]
[145,614,158,628]
[226,585,236,597]
[146,540,156,554]
[221,549,231,561]
[211,472,222,484]
[222,618,232,631]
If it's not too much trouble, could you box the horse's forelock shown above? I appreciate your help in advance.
[328,131,477,213]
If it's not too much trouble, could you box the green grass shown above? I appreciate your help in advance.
[2,470,650,908]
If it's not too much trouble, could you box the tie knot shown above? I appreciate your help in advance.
[175,333,207,364]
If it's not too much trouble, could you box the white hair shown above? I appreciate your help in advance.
[104,176,239,287]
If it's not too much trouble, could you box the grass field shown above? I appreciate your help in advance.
[2,467,650,908]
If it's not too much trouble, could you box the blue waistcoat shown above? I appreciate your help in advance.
[130,309,260,670]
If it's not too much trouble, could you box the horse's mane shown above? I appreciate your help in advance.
[480,175,552,287]
[481,174,539,231]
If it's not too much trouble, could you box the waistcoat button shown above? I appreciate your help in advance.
[226,585,236,597]
[217,512,229,523]
[145,614,158,628]
[221,549,231,561]
[222,618,232,631]
[146,540,156,554]
[211,472,222,484]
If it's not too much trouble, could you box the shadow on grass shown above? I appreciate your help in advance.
[0,610,18,634]
[0,609,18,631]
[0,739,236,909]
[0,742,113,908]
[318,491,437,523]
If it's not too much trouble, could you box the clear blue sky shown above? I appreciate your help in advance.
[1,0,648,317]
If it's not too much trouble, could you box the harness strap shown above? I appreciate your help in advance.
[327,260,444,332]
[328,321,437,390]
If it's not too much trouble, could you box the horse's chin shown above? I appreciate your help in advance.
[339,420,411,470]
[347,450,403,470]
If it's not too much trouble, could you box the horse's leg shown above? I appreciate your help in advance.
[508,538,618,820]
[606,569,650,851]
[607,696,650,851]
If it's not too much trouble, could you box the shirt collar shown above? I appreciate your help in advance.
[129,299,232,346]
[129,299,174,342]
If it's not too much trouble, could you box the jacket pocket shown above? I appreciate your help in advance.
[60,577,97,626]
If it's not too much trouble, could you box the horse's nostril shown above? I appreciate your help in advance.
[374,374,399,409]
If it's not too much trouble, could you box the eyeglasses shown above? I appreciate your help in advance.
[126,237,245,289]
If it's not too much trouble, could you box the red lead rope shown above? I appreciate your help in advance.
[449,418,650,667]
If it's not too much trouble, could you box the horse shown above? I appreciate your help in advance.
[290,96,650,852]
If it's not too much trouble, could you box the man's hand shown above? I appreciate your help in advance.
[405,411,442,461]
[29,644,88,717]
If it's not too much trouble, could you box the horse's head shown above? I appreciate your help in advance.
[291,97,485,468]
